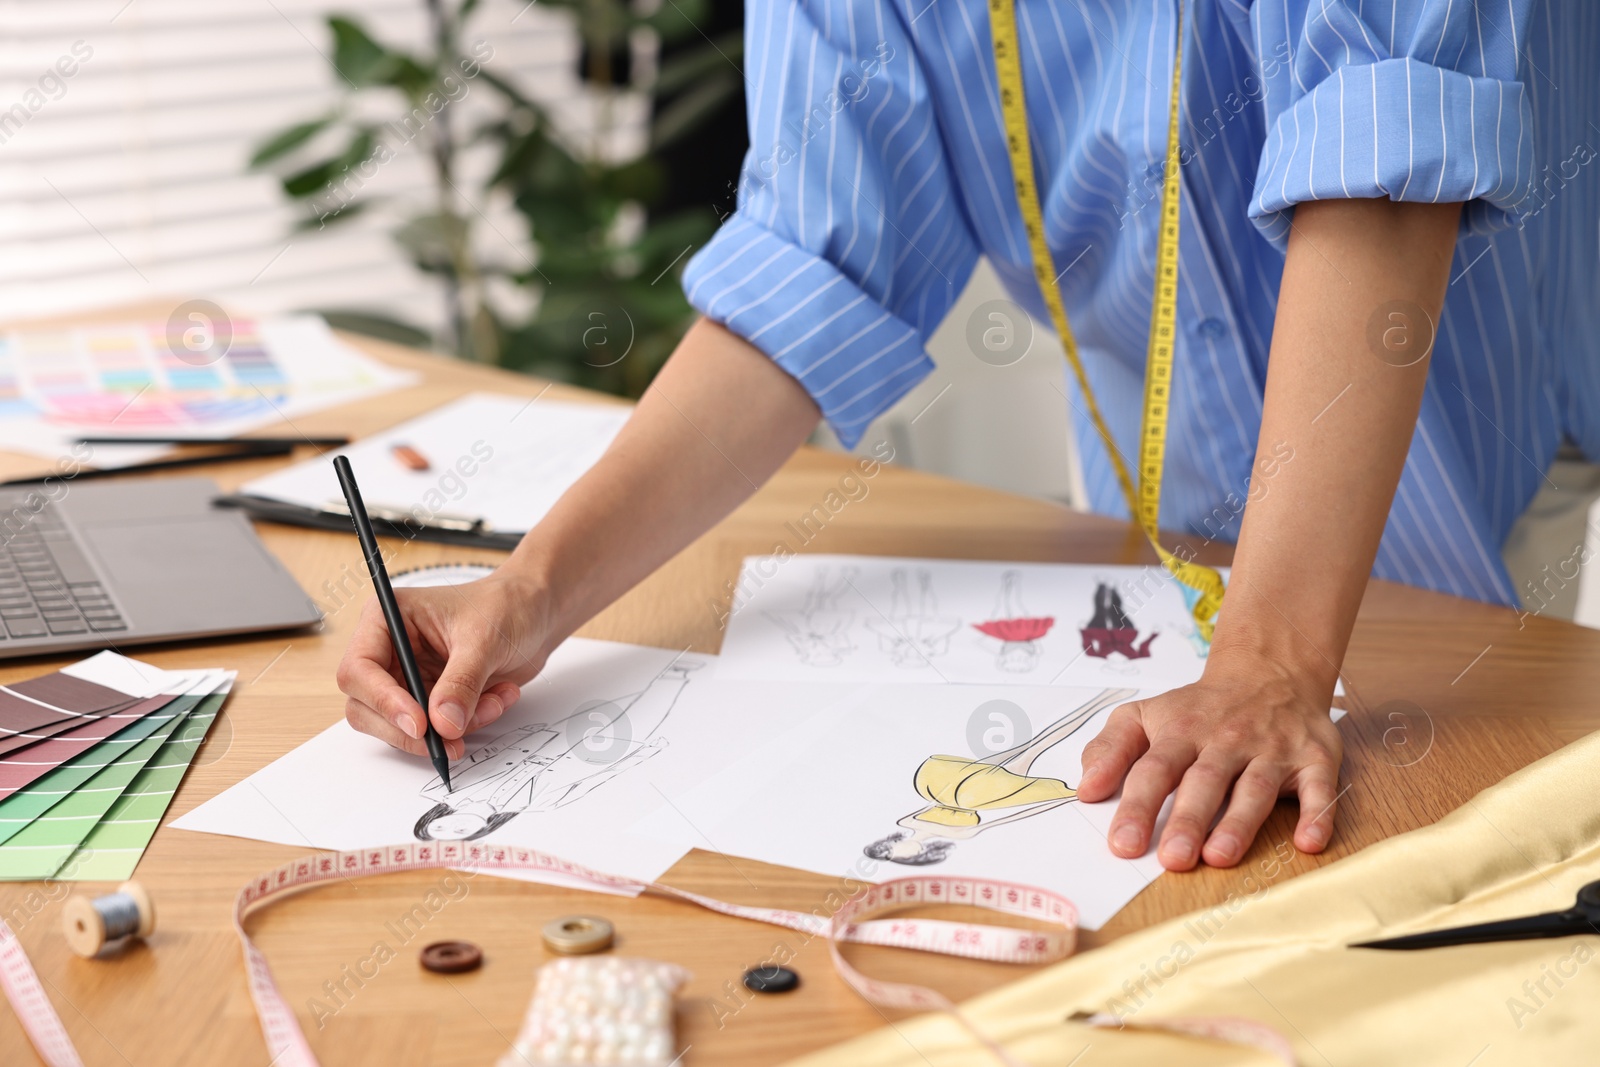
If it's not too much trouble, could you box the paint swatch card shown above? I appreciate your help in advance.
[0,656,230,880]
[63,678,235,881]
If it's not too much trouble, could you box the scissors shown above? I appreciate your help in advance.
[1352,880,1600,951]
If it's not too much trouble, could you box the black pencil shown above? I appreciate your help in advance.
[0,442,294,485]
[75,435,350,446]
[332,455,452,790]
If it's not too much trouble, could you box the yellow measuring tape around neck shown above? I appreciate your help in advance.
[985,0,1225,643]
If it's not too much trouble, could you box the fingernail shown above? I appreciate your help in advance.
[1161,834,1196,866]
[1112,825,1143,854]
[1207,833,1239,862]
[437,701,467,734]
[400,714,423,740]
[1305,823,1329,847]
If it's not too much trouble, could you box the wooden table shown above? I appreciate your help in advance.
[1,325,1596,1067]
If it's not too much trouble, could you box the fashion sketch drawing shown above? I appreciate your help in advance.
[765,565,858,667]
[864,688,1137,865]
[1080,583,1158,661]
[415,660,703,841]
[972,570,1055,673]
[864,568,962,668]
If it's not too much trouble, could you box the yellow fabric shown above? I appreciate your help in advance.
[789,731,1600,1066]
[913,755,1076,828]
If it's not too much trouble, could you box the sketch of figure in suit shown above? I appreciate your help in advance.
[766,565,858,666]
[863,688,1135,865]
[1080,583,1158,661]
[414,660,703,842]
[865,568,962,667]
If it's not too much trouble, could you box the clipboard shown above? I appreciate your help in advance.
[214,493,524,550]
[217,392,630,551]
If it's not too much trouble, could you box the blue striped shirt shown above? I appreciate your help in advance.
[682,0,1598,606]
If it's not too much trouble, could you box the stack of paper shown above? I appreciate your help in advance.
[0,652,233,881]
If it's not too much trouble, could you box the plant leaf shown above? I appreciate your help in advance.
[329,16,399,87]
[250,115,335,168]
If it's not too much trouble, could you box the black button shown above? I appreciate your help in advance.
[742,965,800,993]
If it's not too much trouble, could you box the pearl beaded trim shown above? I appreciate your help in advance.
[499,957,689,1066]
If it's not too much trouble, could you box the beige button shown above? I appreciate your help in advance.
[542,914,614,955]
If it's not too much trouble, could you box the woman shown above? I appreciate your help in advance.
[338,1,1596,872]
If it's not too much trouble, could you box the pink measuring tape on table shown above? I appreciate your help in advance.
[1,841,1297,1066]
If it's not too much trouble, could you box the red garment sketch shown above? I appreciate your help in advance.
[1080,583,1157,660]
[972,571,1054,673]
[972,617,1055,642]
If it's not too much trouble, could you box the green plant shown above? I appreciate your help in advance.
[251,0,741,396]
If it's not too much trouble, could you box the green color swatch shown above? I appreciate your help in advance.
[63,686,231,881]
[0,699,200,880]
[0,689,208,848]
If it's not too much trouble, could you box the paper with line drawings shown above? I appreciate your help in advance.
[715,554,1231,689]
[240,392,629,534]
[634,680,1169,929]
[174,638,854,890]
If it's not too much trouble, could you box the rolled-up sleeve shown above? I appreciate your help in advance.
[1248,0,1536,247]
[682,1,978,447]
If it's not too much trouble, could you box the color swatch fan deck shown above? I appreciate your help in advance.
[0,652,233,881]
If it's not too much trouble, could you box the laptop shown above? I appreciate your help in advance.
[0,477,321,658]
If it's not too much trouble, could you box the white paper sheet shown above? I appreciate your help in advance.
[634,681,1173,929]
[717,554,1233,689]
[240,392,629,534]
[173,638,855,891]
[0,314,415,465]
[61,650,218,700]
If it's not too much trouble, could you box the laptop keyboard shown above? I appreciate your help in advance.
[0,508,125,640]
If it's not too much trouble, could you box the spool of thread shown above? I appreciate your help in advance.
[62,881,155,958]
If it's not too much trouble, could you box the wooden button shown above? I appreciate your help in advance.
[541,914,614,955]
[419,940,483,974]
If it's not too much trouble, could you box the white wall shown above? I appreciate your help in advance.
[818,258,1085,509]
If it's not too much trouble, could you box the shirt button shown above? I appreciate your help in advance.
[1195,317,1227,340]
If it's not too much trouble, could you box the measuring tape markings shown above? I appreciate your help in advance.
[986,0,1226,642]
[0,919,84,1067]
[1,840,1298,1066]
[228,843,1076,1067]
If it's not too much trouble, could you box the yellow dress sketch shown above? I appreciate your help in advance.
[865,687,1136,865]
